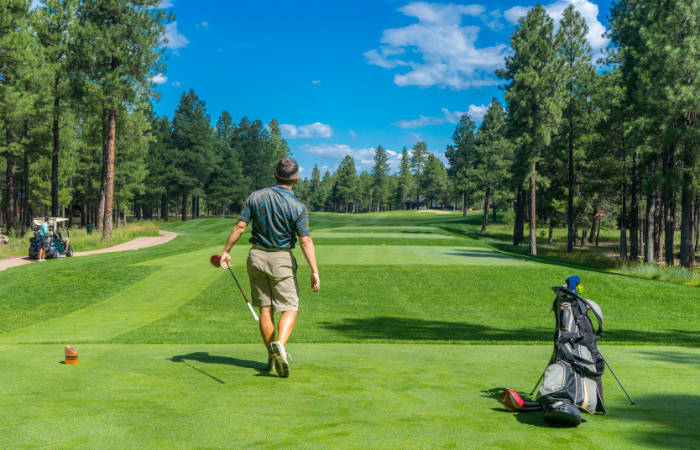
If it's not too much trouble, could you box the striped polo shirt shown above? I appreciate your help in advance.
[239,185,310,249]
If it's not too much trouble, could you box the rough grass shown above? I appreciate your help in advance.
[0,220,160,259]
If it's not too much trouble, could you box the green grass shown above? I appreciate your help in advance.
[0,212,698,448]
[0,344,697,449]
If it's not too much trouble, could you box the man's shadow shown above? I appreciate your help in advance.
[170,352,276,383]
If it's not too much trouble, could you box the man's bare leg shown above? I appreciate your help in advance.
[277,311,297,346]
[259,306,276,351]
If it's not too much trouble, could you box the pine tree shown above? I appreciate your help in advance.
[410,141,429,208]
[396,147,413,210]
[309,165,321,211]
[206,138,249,217]
[372,145,390,212]
[172,90,216,222]
[557,5,594,253]
[497,4,564,255]
[471,98,513,233]
[34,0,77,217]
[268,118,292,162]
[446,115,477,217]
[422,154,448,208]
[70,0,172,239]
[335,155,357,212]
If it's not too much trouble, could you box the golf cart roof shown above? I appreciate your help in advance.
[33,217,69,226]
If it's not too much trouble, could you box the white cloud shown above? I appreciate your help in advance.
[393,105,487,129]
[201,21,208,28]
[280,122,333,139]
[349,130,357,138]
[163,22,189,55]
[299,167,305,174]
[171,81,181,86]
[300,144,404,171]
[159,0,174,7]
[504,0,609,49]
[151,73,168,85]
[30,0,41,8]
[312,80,321,84]
[364,1,509,90]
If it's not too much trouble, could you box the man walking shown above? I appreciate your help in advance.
[220,158,320,378]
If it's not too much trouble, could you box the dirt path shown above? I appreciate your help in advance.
[0,230,179,272]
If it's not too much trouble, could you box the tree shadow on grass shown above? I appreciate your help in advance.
[320,317,700,345]
[170,352,274,381]
[444,249,518,260]
[637,350,700,368]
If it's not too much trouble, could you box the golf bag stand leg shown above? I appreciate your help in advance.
[600,353,636,405]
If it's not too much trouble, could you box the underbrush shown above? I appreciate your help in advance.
[618,262,700,286]
[0,220,161,259]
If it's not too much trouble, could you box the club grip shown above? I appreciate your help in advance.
[247,302,259,321]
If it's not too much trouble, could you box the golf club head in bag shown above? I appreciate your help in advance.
[499,389,542,412]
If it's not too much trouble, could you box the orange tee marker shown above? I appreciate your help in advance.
[65,345,78,365]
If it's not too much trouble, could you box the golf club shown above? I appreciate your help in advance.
[210,254,259,322]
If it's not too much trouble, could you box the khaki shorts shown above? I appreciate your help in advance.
[247,247,300,312]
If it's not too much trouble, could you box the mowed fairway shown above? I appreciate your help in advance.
[0,211,699,449]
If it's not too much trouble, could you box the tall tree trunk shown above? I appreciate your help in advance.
[192,194,196,220]
[514,188,524,246]
[645,188,656,263]
[493,200,497,223]
[654,190,662,261]
[51,90,60,217]
[588,209,598,245]
[529,166,537,256]
[548,214,554,245]
[21,142,29,236]
[182,186,189,222]
[462,190,467,217]
[630,151,640,260]
[663,145,675,265]
[5,132,17,233]
[581,229,588,248]
[101,108,117,240]
[480,187,491,234]
[567,119,575,254]
[620,145,628,260]
[680,146,694,268]
[162,191,168,222]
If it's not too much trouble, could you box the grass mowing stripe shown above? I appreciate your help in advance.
[0,248,223,344]
[216,245,526,266]
[0,344,697,449]
[310,232,453,239]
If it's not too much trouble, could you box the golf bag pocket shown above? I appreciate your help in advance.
[537,361,598,414]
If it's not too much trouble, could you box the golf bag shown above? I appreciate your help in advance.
[536,276,606,425]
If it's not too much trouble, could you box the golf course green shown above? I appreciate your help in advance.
[0,211,698,449]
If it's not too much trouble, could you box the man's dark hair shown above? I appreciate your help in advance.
[275,158,299,182]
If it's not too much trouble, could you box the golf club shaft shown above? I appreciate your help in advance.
[227,267,259,322]
[529,370,545,396]
[601,353,635,405]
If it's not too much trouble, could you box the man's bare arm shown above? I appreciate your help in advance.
[220,220,248,269]
[299,235,320,292]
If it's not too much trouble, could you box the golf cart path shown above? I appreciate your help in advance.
[0,230,179,272]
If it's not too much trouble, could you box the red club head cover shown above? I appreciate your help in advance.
[210,254,221,267]
[499,389,542,412]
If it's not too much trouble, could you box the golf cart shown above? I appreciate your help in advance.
[28,218,73,260]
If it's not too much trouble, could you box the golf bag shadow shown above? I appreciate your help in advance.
[536,276,607,426]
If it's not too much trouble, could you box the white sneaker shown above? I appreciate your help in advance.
[268,341,291,378]
[38,259,45,262]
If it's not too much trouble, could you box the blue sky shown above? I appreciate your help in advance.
[151,0,612,176]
